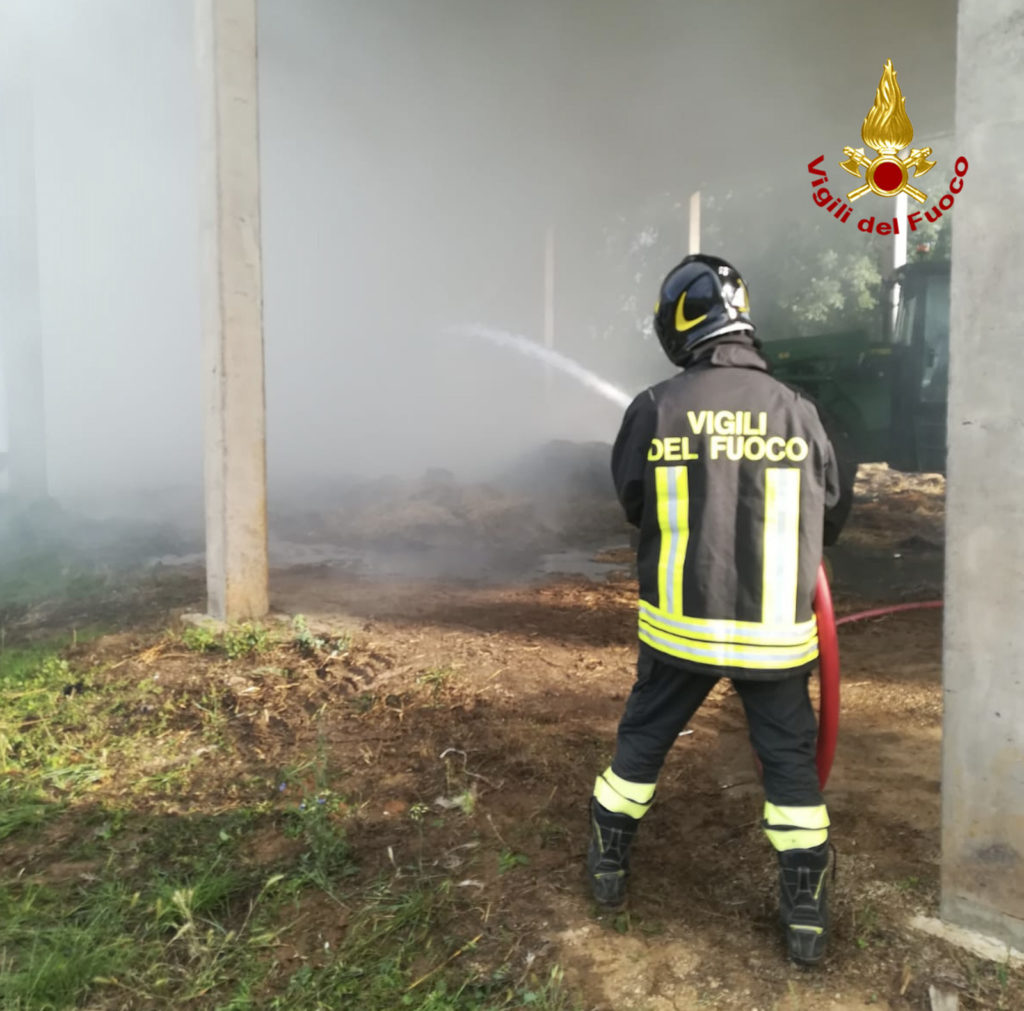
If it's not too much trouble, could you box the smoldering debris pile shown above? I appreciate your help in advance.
[275,441,627,555]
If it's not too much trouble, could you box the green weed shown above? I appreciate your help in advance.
[182,622,273,658]
[854,901,881,950]
[292,615,351,658]
[278,735,355,891]
[418,665,456,694]
[182,624,220,652]
[292,614,324,655]
[498,850,529,875]
[224,623,273,659]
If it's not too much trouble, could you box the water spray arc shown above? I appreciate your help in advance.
[448,325,632,410]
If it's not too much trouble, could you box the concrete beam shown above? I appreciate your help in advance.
[195,0,268,621]
[0,4,48,501]
[942,0,1024,948]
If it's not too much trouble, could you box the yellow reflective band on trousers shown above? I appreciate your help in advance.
[593,767,656,820]
[762,468,801,627]
[655,465,689,615]
[638,601,818,670]
[763,802,830,852]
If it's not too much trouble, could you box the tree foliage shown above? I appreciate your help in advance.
[591,186,952,346]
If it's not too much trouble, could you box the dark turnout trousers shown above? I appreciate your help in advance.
[614,651,821,806]
[588,652,833,964]
[593,652,828,853]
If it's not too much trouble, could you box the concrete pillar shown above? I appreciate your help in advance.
[542,225,555,398]
[892,191,908,270]
[688,191,700,255]
[543,226,555,353]
[889,191,908,330]
[941,0,1024,948]
[0,4,48,501]
[195,0,268,621]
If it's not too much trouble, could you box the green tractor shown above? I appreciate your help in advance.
[763,260,950,474]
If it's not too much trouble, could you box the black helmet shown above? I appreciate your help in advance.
[653,254,755,366]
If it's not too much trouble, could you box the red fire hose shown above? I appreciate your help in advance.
[835,600,943,626]
[813,564,840,789]
[813,567,943,788]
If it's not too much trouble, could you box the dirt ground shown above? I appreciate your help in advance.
[262,463,973,1009]
[260,579,950,1007]
[8,462,1020,1009]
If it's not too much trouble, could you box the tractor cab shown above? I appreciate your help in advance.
[884,260,950,473]
[764,259,950,475]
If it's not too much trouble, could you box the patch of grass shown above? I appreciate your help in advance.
[2,805,572,1010]
[0,628,583,1010]
[0,879,136,1009]
[267,873,577,1011]
[0,832,287,1009]
[0,786,57,842]
[182,622,274,658]
[151,856,253,935]
[0,640,108,840]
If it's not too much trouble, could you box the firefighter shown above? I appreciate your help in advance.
[588,253,846,966]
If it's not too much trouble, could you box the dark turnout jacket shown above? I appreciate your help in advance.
[612,338,843,680]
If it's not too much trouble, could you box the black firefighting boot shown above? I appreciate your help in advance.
[586,799,638,908]
[778,841,831,966]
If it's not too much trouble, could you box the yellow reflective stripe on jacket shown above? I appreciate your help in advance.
[762,468,801,627]
[638,600,819,670]
[763,802,830,852]
[638,620,819,670]
[639,601,816,648]
[655,466,689,614]
[593,767,656,820]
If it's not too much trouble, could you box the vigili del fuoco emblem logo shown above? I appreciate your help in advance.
[806,60,968,234]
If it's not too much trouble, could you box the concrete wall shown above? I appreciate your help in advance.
[942,0,1024,948]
